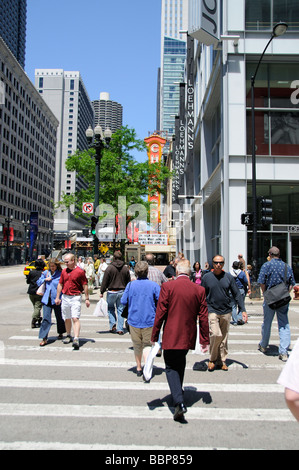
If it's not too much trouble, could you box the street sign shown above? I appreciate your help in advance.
[82,202,94,214]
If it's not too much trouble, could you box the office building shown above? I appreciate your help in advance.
[0,37,58,263]
[176,0,299,283]
[92,92,123,134]
[0,0,27,69]
[35,69,94,234]
[158,0,188,135]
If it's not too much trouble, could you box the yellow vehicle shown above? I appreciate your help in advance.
[23,260,49,276]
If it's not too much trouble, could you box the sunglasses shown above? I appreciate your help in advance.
[213,261,224,265]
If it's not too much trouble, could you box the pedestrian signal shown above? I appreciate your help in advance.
[261,198,273,226]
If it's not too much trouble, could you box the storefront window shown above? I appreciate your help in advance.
[247,183,299,226]
[246,63,299,156]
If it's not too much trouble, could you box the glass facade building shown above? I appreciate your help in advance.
[159,0,188,135]
[0,0,27,68]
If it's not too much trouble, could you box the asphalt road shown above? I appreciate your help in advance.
[0,265,298,451]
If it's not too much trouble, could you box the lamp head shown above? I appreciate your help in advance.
[104,128,112,143]
[94,125,103,140]
[273,22,288,37]
[86,126,94,143]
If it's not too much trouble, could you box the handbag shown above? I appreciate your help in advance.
[121,282,131,319]
[263,264,291,310]
[36,282,45,296]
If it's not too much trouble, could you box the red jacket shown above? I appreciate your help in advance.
[151,274,209,350]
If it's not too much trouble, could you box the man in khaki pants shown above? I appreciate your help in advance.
[201,255,248,371]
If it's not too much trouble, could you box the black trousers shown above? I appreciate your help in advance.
[164,349,188,406]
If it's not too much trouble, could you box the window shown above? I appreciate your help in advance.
[245,0,299,31]
[246,63,299,156]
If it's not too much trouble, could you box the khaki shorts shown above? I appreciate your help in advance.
[129,326,153,356]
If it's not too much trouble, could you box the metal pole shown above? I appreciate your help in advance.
[251,34,274,287]
[93,143,101,256]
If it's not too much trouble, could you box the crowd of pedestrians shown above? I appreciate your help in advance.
[25,246,298,422]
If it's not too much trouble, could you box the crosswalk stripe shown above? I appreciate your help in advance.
[0,378,284,393]
[0,403,294,422]
[0,358,285,370]
[0,441,251,450]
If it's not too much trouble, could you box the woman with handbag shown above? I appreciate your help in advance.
[37,258,66,346]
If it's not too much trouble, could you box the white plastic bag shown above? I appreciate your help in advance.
[143,342,161,381]
[93,298,108,317]
[192,322,204,355]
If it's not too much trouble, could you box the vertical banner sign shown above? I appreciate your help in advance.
[29,211,38,260]
[144,135,167,232]
[178,82,186,195]
[186,34,195,194]
[172,116,180,204]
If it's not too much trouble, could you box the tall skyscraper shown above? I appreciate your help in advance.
[35,69,94,233]
[158,0,188,135]
[0,37,58,262]
[0,0,27,68]
[92,92,123,134]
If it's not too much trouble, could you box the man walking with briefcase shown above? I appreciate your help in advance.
[258,246,295,362]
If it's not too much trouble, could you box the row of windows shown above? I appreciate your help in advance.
[245,0,299,31]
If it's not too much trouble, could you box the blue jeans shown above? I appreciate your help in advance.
[260,302,291,355]
[107,291,125,332]
[39,302,66,340]
[231,288,245,324]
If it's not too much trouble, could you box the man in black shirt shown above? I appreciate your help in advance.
[201,255,248,371]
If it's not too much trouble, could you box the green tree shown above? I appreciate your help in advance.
[56,126,173,226]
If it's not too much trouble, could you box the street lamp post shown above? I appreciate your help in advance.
[251,22,288,287]
[86,125,112,255]
[5,215,13,266]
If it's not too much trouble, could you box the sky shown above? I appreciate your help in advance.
[25,0,162,162]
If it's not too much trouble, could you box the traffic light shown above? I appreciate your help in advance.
[261,198,273,226]
[241,213,253,226]
[91,216,98,236]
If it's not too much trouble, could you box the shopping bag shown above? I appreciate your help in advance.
[192,322,204,355]
[143,342,161,381]
[93,298,108,317]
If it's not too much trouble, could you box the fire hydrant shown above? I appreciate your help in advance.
[293,285,299,300]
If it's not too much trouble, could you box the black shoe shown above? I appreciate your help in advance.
[173,403,187,421]
[136,369,143,377]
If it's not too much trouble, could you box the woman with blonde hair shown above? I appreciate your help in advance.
[37,258,66,346]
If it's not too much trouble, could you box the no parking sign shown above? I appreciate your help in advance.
[82,202,94,214]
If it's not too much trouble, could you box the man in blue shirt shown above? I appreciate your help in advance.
[258,246,295,361]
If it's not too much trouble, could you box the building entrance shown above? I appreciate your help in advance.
[291,236,299,283]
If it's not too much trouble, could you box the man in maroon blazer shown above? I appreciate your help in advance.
[151,259,209,421]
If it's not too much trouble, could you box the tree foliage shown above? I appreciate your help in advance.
[55,126,173,224]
